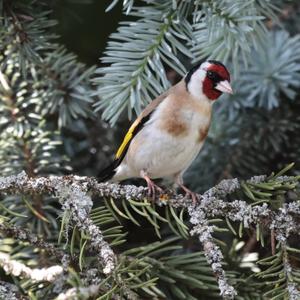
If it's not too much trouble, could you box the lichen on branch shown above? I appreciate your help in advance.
[1,170,299,298]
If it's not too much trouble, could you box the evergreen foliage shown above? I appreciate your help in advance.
[0,0,300,299]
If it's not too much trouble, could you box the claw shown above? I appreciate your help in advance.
[185,189,198,204]
[179,184,199,204]
[141,170,163,201]
[176,174,199,204]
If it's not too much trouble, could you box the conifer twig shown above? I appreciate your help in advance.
[1,171,300,298]
[0,222,70,265]
[0,171,116,275]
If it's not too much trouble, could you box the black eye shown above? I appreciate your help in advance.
[207,70,219,81]
[207,71,217,80]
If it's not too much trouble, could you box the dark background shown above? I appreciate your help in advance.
[53,0,122,65]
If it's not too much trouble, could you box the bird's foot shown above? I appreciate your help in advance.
[178,184,199,205]
[141,171,163,201]
[149,182,163,201]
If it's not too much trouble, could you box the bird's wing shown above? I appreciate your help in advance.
[98,90,169,181]
[115,91,168,161]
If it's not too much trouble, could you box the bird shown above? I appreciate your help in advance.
[99,60,233,203]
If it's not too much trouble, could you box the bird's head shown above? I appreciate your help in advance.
[185,60,233,101]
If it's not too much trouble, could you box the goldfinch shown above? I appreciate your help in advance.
[99,60,233,203]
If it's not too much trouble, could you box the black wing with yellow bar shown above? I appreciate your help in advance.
[98,114,151,182]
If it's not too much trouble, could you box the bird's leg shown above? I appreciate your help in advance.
[175,174,198,204]
[140,170,163,201]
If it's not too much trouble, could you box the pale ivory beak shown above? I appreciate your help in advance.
[215,80,233,94]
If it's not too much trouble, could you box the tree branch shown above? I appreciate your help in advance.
[0,222,69,264]
[1,171,300,299]
[0,252,63,282]
[0,171,116,275]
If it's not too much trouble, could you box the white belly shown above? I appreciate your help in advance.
[115,113,208,180]
[126,126,202,178]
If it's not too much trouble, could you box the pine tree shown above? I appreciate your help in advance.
[0,0,300,299]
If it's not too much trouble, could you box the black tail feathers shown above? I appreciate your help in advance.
[98,160,119,182]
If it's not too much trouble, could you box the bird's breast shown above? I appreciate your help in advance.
[156,96,212,143]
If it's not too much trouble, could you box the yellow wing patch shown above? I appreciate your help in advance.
[115,120,139,159]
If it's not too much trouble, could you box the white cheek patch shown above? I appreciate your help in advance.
[187,65,209,101]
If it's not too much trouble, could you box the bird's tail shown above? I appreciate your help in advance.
[98,160,119,182]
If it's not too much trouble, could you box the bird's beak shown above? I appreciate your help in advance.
[215,80,233,94]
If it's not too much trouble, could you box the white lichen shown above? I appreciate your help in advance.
[1,171,300,299]
[55,285,100,300]
[287,283,300,300]
[0,252,63,282]
[0,281,21,300]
